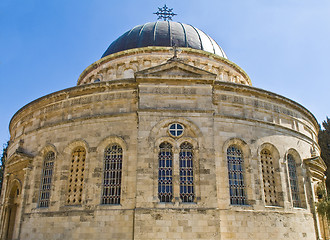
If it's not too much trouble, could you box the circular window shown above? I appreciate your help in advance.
[168,123,184,137]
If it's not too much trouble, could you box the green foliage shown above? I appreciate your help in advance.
[318,117,330,191]
[0,141,8,196]
[316,194,330,221]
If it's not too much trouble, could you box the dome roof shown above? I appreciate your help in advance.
[101,21,227,59]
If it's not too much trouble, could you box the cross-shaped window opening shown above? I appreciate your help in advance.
[169,123,184,137]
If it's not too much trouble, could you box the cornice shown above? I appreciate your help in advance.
[6,150,34,167]
[9,80,137,133]
[213,81,319,131]
[8,77,318,146]
[77,47,252,86]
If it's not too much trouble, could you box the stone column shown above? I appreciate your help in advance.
[173,147,180,203]
[310,181,323,240]
[303,156,328,240]
[17,166,31,240]
[0,173,10,239]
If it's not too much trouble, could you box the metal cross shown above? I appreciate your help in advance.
[154,5,177,21]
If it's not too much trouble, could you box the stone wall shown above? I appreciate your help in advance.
[77,47,251,86]
[0,55,322,239]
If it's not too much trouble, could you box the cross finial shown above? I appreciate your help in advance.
[168,44,182,62]
[172,45,180,58]
[154,4,177,21]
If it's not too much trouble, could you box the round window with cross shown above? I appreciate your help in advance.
[168,123,184,138]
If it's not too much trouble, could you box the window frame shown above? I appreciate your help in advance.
[260,149,279,206]
[227,145,247,205]
[66,146,86,206]
[168,123,184,138]
[102,144,123,205]
[179,142,195,203]
[287,153,301,208]
[38,151,55,208]
[285,150,307,209]
[158,141,174,203]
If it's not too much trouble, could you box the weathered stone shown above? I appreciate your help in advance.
[0,38,327,240]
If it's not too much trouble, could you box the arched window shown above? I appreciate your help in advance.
[158,142,173,202]
[179,142,194,202]
[67,147,85,205]
[227,145,247,205]
[102,144,123,204]
[39,151,55,207]
[287,154,301,207]
[261,149,278,206]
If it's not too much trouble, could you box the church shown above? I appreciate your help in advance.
[0,7,327,240]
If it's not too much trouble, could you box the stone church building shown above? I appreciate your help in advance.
[0,20,327,240]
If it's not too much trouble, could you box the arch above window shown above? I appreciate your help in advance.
[97,136,127,152]
[149,118,202,144]
[222,138,251,159]
[7,179,22,203]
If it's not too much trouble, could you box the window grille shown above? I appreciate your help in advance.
[102,144,123,204]
[179,142,194,202]
[67,147,85,205]
[227,145,247,205]
[38,151,55,207]
[158,142,173,202]
[287,154,301,207]
[168,123,184,137]
[261,149,278,206]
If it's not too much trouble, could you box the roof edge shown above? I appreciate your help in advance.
[77,47,251,85]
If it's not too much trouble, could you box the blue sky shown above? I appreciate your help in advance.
[1,0,330,154]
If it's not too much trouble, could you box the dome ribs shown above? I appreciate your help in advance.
[179,22,188,47]
[138,22,152,48]
[153,21,158,45]
[186,25,203,50]
[125,24,143,51]
[101,21,227,59]
[170,22,185,47]
[203,30,216,55]
[168,20,172,47]
[154,21,170,46]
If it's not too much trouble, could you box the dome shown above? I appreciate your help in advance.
[3,16,325,240]
[101,21,227,59]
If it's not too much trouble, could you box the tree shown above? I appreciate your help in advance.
[0,142,8,196]
[315,186,330,239]
[317,194,330,221]
[318,117,330,191]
